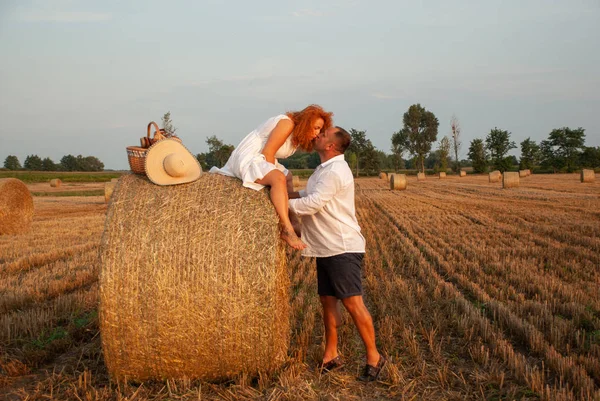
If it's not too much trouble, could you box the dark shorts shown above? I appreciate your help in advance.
[316,253,364,299]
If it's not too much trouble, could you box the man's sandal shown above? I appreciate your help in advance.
[319,356,344,373]
[357,355,387,382]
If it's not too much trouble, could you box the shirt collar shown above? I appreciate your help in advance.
[316,154,345,170]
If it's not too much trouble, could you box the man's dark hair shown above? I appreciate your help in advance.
[333,126,351,153]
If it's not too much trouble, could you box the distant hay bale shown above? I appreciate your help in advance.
[581,169,595,183]
[379,172,387,180]
[292,175,300,188]
[389,174,407,190]
[519,170,527,178]
[417,172,426,181]
[99,173,289,381]
[526,169,531,176]
[503,172,520,188]
[438,172,446,179]
[50,178,62,187]
[460,170,467,177]
[0,178,34,235]
[489,171,502,183]
[104,182,116,203]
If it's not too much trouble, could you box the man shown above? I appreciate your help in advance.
[288,126,386,382]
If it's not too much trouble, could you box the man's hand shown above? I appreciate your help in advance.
[288,191,302,199]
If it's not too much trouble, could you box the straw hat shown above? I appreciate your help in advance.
[145,139,202,186]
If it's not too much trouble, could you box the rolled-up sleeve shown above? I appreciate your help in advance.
[289,171,339,216]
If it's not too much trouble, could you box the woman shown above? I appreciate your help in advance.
[210,104,333,250]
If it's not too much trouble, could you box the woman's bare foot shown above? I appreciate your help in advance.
[281,226,307,250]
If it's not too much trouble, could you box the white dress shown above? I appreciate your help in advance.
[209,114,297,191]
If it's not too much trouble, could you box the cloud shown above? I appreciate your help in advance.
[15,10,111,22]
[292,9,324,18]
[371,93,400,100]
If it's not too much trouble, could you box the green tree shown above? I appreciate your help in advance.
[24,154,43,170]
[391,130,409,172]
[60,154,78,171]
[41,157,57,171]
[579,146,600,168]
[199,136,235,169]
[544,127,586,172]
[346,129,379,176]
[519,137,541,170]
[307,152,321,169]
[468,138,487,173]
[438,136,451,173]
[161,111,177,136]
[485,128,516,172]
[3,155,21,170]
[450,115,462,172]
[401,104,439,173]
[347,152,357,173]
[76,155,104,171]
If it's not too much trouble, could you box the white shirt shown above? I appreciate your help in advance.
[288,154,366,257]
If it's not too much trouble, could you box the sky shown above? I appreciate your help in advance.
[1,0,599,170]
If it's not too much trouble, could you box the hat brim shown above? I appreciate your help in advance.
[145,139,202,186]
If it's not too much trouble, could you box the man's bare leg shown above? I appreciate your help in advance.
[341,295,380,366]
[320,295,340,363]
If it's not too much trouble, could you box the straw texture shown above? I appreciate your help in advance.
[459,170,467,177]
[503,172,520,188]
[104,182,116,203]
[389,174,407,190]
[489,171,502,183]
[50,178,62,187]
[0,178,34,235]
[417,172,425,181]
[99,173,289,381]
[292,176,300,188]
[581,169,595,183]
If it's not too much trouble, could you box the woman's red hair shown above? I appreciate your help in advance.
[286,105,333,152]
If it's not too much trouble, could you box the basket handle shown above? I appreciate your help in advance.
[147,122,162,141]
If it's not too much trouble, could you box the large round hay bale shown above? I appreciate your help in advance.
[99,173,289,381]
[292,175,300,188]
[0,178,34,235]
[379,172,387,180]
[438,172,446,179]
[581,169,595,183]
[519,170,527,178]
[503,172,520,188]
[389,174,407,190]
[489,171,502,183]
[459,170,467,177]
[417,172,425,181]
[50,178,62,187]
[104,182,116,203]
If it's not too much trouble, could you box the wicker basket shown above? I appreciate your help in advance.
[127,122,163,175]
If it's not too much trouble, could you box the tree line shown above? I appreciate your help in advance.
[194,103,599,177]
[3,154,105,172]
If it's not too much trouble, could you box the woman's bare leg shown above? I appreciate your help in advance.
[256,170,306,250]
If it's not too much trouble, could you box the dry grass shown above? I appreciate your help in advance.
[0,178,34,235]
[100,174,288,381]
[503,171,520,188]
[0,173,598,400]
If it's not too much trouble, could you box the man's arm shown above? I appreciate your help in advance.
[289,172,339,216]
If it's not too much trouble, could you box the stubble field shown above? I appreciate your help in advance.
[0,173,598,400]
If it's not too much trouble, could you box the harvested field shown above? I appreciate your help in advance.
[0,174,598,400]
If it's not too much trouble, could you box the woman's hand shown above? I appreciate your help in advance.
[261,119,294,164]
